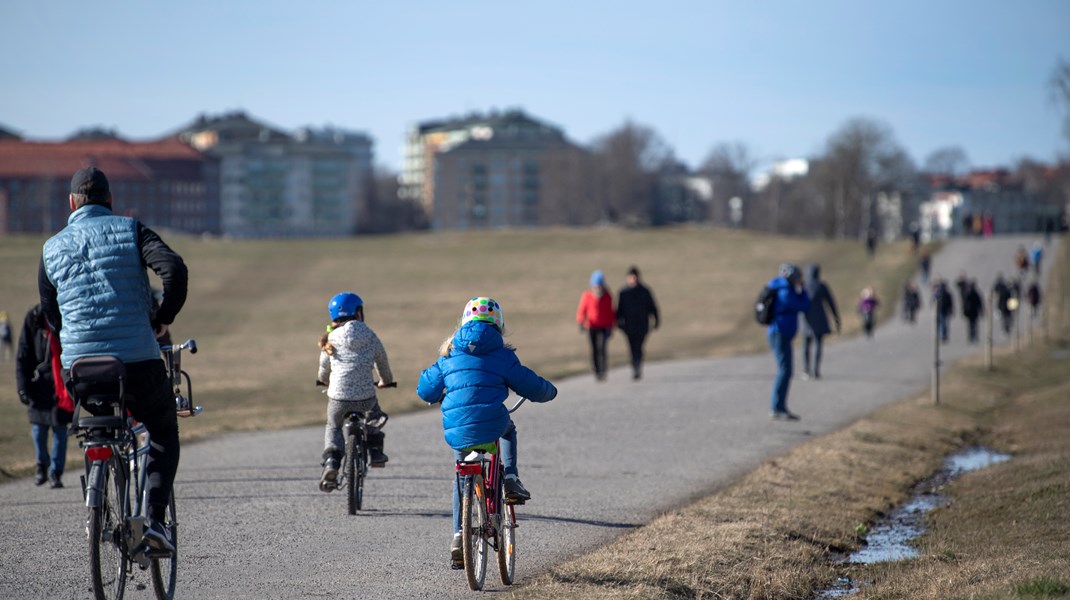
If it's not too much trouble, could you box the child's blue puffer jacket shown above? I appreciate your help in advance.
[417,321,557,450]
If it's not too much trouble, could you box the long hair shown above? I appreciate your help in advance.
[319,315,359,356]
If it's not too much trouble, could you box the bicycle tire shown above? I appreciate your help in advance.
[149,491,178,600]
[89,456,129,600]
[462,476,488,590]
[345,434,363,514]
[496,476,516,585]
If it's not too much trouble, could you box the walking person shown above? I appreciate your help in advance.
[616,266,660,380]
[16,304,74,488]
[902,281,921,324]
[962,280,984,344]
[765,264,810,421]
[919,250,932,284]
[933,277,954,343]
[993,274,1013,336]
[1026,280,1042,321]
[858,287,880,338]
[39,167,188,554]
[576,270,615,381]
[1030,242,1043,276]
[0,311,12,361]
[800,264,840,380]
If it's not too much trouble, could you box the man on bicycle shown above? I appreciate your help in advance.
[39,167,188,554]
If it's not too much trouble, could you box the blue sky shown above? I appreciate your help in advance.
[2,1,1068,172]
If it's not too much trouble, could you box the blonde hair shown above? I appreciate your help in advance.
[319,316,359,356]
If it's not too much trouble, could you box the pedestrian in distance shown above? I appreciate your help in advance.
[16,304,75,488]
[865,227,878,257]
[1030,241,1043,276]
[417,297,557,568]
[39,167,188,555]
[1014,245,1030,277]
[858,287,880,338]
[909,222,921,255]
[902,281,921,324]
[993,274,1013,336]
[800,264,840,380]
[919,250,932,284]
[616,266,660,381]
[765,263,810,421]
[1026,280,1042,321]
[576,270,615,381]
[316,292,395,492]
[962,280,984,344]
[0,310,12,361]
[932,277,954,343]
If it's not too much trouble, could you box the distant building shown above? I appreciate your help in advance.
[177,112,373,237]
[402,109,598,229]
[918,168,1060,239]
[0,136,219,235]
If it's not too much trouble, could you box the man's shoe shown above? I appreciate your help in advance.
[49,471,63,489]
[783,411,801,421]
[142,521,175,555]
[34,465,47,486]
[319,459,339,492]
[369,449,389,468]
[801,371,811,381]
[503,476,531,505]
[450,532,464,569]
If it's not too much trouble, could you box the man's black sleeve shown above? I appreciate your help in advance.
[138,223,188,325]
[38,255,61,332]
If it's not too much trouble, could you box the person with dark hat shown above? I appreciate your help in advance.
[616,266,660,380]
[39,167,188,554]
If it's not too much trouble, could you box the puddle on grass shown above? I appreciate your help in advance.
[816,447,1011,599]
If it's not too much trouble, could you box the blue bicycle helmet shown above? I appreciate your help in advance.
[328,292,363,321]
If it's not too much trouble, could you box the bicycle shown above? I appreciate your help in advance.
[454,397,526,591]
[317,380,396,515]
[73,339,200,600]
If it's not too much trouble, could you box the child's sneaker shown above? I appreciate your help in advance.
[450,532,464,569]
[319,458,339,492]
[503,475,531,504]
[369,449,388,467]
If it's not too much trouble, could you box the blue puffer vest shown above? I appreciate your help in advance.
[42,204,159,368]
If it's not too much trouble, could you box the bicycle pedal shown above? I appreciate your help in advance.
[370,462,386,469]
[450,560,465,571]
[505,498,527,506]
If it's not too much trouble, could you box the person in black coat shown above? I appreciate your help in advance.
[962,280,984,344]
[616,266,660,380]
[801,264,841,380]
[15,304,73,488]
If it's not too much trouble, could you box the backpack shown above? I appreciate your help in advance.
[755,285,777,325]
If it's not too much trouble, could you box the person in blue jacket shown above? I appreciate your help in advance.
[766,264,810,421]
[417,297,557,568]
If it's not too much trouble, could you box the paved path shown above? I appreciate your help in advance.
[0,235,1057,600]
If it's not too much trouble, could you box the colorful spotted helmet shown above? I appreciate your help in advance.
[461,297,504,331]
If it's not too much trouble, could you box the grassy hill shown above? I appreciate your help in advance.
[0,227,917,479]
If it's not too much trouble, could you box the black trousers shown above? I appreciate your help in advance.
[69,359,179,521]
[588,328,611,377]
[624,330,647,374]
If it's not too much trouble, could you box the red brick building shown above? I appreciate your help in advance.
[0,136,219,235]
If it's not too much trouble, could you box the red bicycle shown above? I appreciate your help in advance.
[454,397,526,590]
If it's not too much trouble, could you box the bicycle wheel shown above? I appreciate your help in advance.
[89,456,129,600]
[345,434,363,514]
[461,476,488,590]
[150,492,178,600]
[496,479,517,585]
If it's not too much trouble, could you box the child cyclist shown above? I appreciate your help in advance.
[317,292,394,492]
[417,297,557,567]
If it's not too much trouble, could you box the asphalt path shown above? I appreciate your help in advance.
[0,235,1057,600]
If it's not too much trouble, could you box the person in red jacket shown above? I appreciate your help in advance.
[576,270,616,381]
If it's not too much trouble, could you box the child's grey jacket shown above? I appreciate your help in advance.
[318,320,392,402]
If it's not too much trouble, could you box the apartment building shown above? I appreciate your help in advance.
[178,112,373,237]
[401,109,598,229]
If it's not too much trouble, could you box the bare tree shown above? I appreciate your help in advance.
[809,117,915,239]
[699,141,756,226]
[590,120,675,225]
[359,165,427,233]
[924,146,970,176]
[1050,58,1070,148]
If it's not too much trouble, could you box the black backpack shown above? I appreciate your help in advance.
[755,285,777,325]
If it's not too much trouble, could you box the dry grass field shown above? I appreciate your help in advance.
[0,226,915,480]
[513,238,1070,600]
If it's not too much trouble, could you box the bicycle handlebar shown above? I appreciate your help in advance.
[509,397,527,413]
[315,380,397,388]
